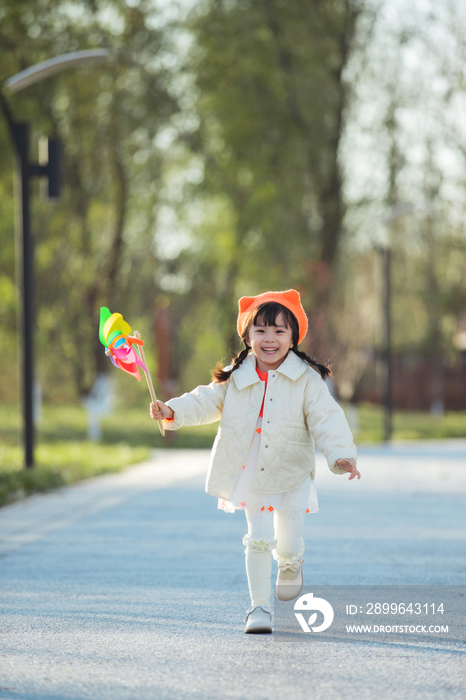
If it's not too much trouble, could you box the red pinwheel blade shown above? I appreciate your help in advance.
[115,358,141,381]
[112,345,147,372]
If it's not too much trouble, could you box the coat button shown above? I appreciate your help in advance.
[260,468,264,471]
[265,445,268,448]
[230,475,235,479]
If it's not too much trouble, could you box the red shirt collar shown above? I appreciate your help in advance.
[256,367,268,382]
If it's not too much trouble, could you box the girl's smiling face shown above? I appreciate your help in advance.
[248,311,293,372]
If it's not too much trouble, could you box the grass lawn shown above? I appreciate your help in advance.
[0,403,219,507]
[355,403,466,442]
[1,402,465,507]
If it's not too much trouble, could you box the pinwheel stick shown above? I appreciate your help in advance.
[133,331,165,437]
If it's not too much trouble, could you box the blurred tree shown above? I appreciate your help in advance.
[181,0,364,360]
[330,250,376,401]
[3,0,465,412]
[0,0,179,400]
[338,0,466,409]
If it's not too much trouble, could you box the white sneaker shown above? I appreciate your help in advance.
[244,605,272,634]
[275,559,304,601]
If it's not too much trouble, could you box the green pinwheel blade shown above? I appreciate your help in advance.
[99,307,112,347]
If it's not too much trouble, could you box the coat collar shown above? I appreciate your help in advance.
[231,351,308,391]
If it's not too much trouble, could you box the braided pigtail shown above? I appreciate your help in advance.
[212,345,250,383]
[292,348,332,380]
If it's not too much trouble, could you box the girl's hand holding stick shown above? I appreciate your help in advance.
[150,401,174,422]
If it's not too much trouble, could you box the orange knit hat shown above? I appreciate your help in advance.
[237,289,308,345]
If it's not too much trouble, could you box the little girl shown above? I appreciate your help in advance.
[150,289,360,634]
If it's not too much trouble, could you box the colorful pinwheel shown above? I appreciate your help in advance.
[99,307,165,436]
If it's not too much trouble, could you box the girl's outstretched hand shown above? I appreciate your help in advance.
[150,401,174,421]
[336,458,361,480]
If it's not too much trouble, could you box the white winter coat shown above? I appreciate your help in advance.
[164,351,357,500]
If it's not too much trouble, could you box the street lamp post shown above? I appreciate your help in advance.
[378,245,393,443]
[376,203,416,442]
[1,50,109,468]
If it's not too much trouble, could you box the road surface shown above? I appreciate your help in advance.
[1,441,465,699]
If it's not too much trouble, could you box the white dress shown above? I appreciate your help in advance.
[217,413,319,515]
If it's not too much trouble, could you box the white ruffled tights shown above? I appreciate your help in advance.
[242,503,306,610]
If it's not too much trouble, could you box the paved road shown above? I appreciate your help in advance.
[1,442,465,700]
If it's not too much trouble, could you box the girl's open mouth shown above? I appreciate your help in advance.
[262,348,278,354]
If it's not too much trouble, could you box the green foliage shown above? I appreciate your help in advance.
[0,401,218,506]
[180,0,362,332]
[1,0,465,420]
[0,441,149,508]
[0,0,179,401]
[177,299,227,387]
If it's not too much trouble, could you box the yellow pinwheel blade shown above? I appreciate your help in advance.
[103,313,132,343]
